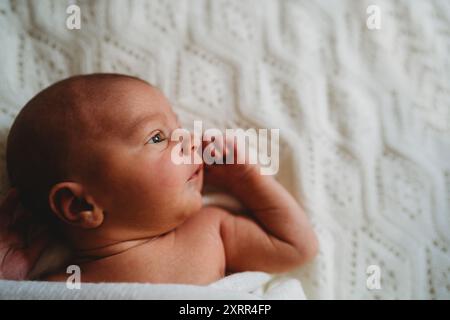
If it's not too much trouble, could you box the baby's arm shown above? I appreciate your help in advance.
[219,168,318,273]
[203,140,318,274]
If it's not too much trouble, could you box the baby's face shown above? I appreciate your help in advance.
[79,80,203,236]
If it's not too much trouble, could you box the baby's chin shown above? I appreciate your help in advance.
[189,189,203,213]
[170,196,203,229]
[166,171,203,226]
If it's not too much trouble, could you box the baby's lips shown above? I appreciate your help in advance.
[188,163,203,181]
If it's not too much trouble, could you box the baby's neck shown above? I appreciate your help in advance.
[43,232,173,283]
[71,235,162,264]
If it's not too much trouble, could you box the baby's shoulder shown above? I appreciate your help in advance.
[187,205,233,231]
[197,205,232,221]
[173,205,232,245]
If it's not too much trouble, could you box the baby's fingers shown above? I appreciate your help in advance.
[223,136,247,164]
[202,134,225,163]
[202,133,250,164]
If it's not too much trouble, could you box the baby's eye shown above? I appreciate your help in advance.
[146,131,166,144]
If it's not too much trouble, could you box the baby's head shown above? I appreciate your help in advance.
[6,74,203,244]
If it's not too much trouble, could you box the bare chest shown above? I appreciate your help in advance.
[148,228,226,285]
[79,210,226,285]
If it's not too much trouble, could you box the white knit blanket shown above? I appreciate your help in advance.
[0,0,449,299]
[0,272,306,300]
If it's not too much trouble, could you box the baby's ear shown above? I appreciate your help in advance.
[48,182,103,229]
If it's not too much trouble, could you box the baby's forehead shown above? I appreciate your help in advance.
[97,82,172,125]
[61,77,173,137]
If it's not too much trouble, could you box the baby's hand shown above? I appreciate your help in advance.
[202,136,260,191]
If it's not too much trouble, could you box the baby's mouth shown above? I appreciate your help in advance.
[188,164,203,181]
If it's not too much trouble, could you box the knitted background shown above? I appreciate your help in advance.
[0,0,449,299]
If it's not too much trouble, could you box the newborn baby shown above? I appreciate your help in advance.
[5,74,318,285]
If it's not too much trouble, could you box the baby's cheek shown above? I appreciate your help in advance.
[158,152,190,186]
[130,160,181,190]
[158,163,187,188]
[129,152,189,192]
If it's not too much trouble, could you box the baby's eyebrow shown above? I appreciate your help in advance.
[129,113,162,135]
